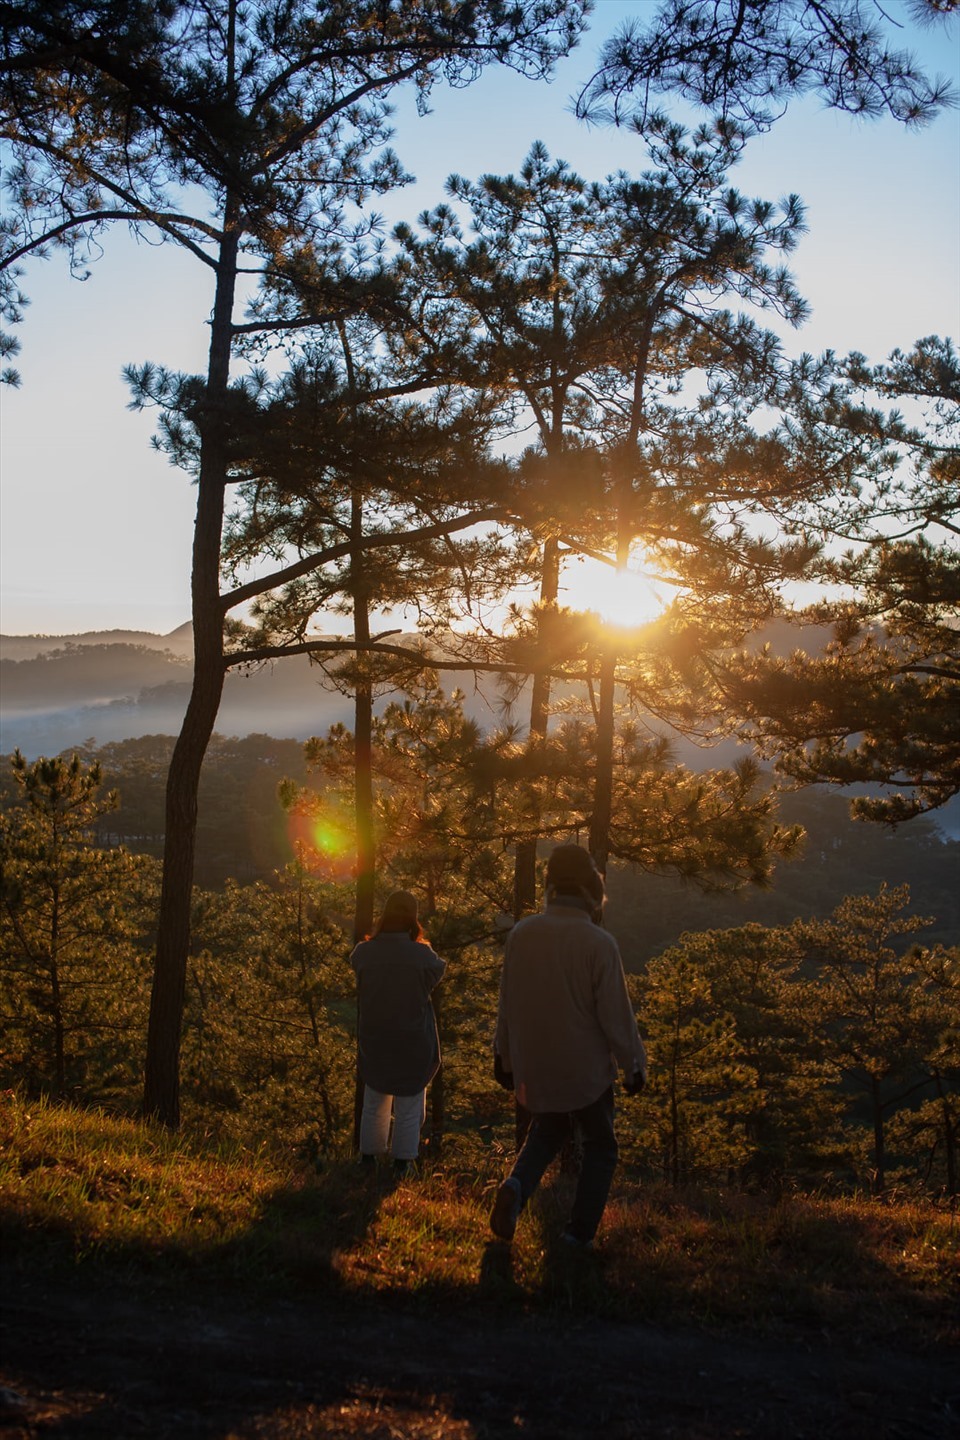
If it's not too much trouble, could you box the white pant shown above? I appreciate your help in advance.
[359,1086,427,1161]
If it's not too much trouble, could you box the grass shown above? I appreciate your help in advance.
[1,1089,957,1347]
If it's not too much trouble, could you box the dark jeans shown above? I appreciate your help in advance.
[510,1086,618,1244]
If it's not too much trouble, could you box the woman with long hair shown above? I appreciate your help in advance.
[351,891,446,1175]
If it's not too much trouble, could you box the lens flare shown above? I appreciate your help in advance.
[286,805,354,876]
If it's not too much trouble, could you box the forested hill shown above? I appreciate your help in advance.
[0,625,195,660]
[0,628,354,755]
[1,732,957,962]
[2,627,552,758]
[0,618,829,762]
[3,625,734,766]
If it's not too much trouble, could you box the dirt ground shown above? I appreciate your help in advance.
[1,1261,958,1440]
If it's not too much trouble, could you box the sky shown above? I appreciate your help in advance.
[1,1,958,638]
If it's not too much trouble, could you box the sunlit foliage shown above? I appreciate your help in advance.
[0,752,157,1101]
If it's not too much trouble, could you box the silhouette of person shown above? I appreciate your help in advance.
[351,891,445,1175]
[490,844,647,1246]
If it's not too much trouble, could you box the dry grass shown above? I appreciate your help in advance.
[0,1088,288,1260]
[1,1090,957,1345]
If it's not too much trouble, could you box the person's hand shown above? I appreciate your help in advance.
[494,1052,515,1091]
[622,1069,646,1097]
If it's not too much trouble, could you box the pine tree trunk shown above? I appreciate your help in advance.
[429,983,444,1154]
[351,674,374,1152]
[142,222,238,1126]
[350,494,376,1147]
[588,645,617,872]
[353,679,375,939]
[934,1069,956,1197]
[48,879,66,1097]
[513,535,561,917]
[347,371,377,946]
[871,1074,886,1195]
[143,666,224,1124]
[589,507,631,874]
[670,1014,682,1187]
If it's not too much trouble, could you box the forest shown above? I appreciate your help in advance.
[1,1,958,1201]
[2,723,958,1198]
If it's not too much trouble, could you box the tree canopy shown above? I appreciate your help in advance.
[576,0,957,137]
[1,0,589,1123]
[2,0,956,1131]
[731,336,960,822]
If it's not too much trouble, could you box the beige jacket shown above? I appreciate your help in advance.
[494,900,647,1113]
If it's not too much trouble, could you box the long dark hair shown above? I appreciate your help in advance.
[371,890,428,944]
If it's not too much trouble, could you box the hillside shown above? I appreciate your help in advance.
[0,625,635,761]
[0,629,355,754]
[3,622,958,841]
[2,1095,957,1439]
[0,622,794,763]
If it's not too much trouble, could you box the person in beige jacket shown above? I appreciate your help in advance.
[490,843,647,1248]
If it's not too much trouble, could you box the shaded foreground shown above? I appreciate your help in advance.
[1,1094,958,1438]
[2,1262,959,1439]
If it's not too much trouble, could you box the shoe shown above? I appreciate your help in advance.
[490,1176,523,1242]
[560,1229,594,1251]
[393,1158,414,1178]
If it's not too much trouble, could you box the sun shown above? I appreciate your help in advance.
[562,555,669,628]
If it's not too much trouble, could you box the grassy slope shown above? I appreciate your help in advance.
[1,1090,957,1347]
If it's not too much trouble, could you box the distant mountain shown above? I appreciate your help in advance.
[0,629,358,755]
[5,622,956,839]
[0,625,516,757]
[0,624,194,662]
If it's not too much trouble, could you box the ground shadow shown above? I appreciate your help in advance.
[2,1164,958,1439]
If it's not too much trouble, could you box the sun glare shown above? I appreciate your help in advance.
[287,806,354,876]
[563,557,669,628]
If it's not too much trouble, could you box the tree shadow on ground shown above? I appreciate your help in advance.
[2,1164,958,1439]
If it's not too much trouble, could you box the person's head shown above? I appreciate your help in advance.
[373,890,425,942]
[545,843,605,920]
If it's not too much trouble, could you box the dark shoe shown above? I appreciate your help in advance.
[560,1229,594,1251]
[490,1177,522,1242]
[359,1153,376,1168]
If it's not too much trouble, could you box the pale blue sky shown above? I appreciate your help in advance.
[1,1,957,636]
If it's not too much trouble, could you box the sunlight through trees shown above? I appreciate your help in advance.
[2,1,956,1149]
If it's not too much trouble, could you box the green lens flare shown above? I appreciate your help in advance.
[311,817,349,856]
[286,807,353,871]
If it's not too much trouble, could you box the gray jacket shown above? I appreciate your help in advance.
[351,933,446,1096]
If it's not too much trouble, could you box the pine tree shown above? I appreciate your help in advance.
[215,323,519,941]
[0,0,587,1123]
[676,924,825,1185]
[895,942,960,1197]
[183,864,355,1150]
[576,0,956,138]
[0,751,157,1100]
[637,946,750,1184]
[395,127,817,898]
[791,884,938,1194]
[729,337,959,824]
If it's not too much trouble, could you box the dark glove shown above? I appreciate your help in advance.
[494,1052,515,1091]
[623,1069,646,1097]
